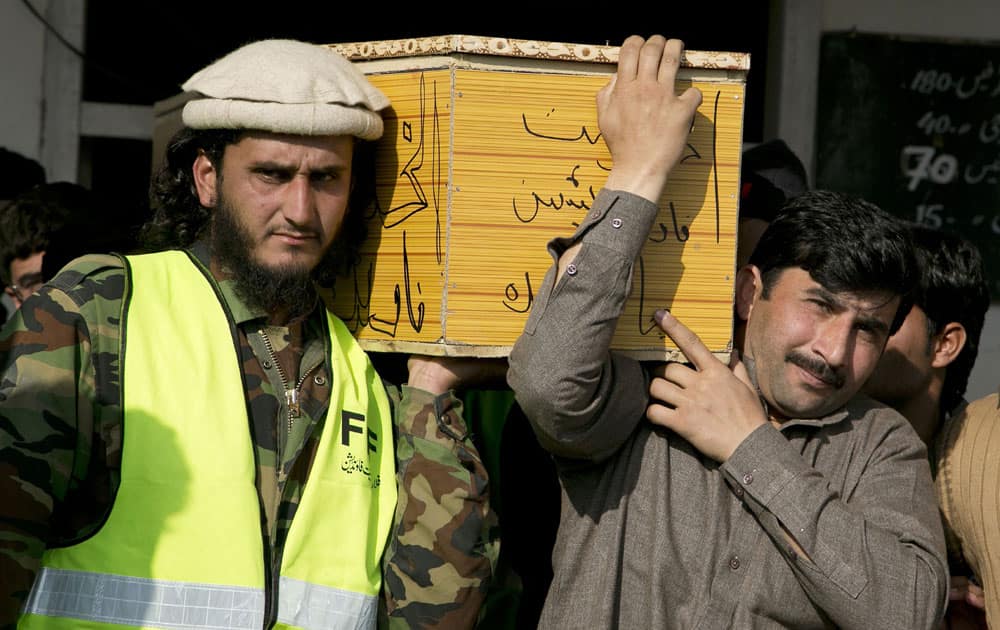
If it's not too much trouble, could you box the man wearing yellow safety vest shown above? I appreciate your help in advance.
[0,39,498,630]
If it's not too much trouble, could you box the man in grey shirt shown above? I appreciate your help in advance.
[507,35,948,629]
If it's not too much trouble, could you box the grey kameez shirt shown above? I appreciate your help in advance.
[507,189,948,629]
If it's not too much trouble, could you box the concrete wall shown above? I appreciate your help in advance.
[0,0,84,184]
[0,1,47,164]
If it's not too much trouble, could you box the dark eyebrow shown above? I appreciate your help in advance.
[804,286,838,305]
[249,160,347,175]
[16,271,44,287]
[805,287,890,335]
[248,160,295,173]
[856,314,890,336]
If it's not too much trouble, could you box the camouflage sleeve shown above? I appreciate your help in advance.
[380,385,500,629]
[0,256,124,629]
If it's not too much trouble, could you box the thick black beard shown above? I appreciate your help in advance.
[210,193,318,319]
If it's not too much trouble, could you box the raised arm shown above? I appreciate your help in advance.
[506,36,702,462]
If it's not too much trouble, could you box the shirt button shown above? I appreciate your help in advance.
[262,360,272,369]
[729,556,741,570]
[611,218,623,228]
[591,210,600,218]
[566,263,578,275]
[742,473,754,485]
[734,486,745,498]
[314,374,327,386]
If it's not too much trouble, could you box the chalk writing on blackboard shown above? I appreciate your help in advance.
[816,33,1000,298]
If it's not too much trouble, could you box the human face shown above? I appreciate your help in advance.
[863,304,934,409]
[739,267,900,419]
[193,131,354,276]
[5,250,45,309]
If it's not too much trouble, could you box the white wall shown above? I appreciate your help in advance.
[0,0,84,184]
[821,0,1000,41]
[971,307,1000,400]
[0,0,47,163]
[823,0,1000,401]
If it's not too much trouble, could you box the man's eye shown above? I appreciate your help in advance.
[857,328,883,345]
[808,299,833,312]
[257,169,289,182]
[312,172,339,183]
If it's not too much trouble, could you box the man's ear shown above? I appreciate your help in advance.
[735,264,761,321]
[192,151,218,208]
[931,322,967,369]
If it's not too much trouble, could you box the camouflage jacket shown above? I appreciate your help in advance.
[0,244,498,629]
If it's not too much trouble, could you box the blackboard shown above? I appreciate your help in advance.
[815,31,1000,299]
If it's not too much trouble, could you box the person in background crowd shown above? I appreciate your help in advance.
[934,389,1000,629]
[864,223,992,629]
[508,34,947,628]
[0,182,93,310]
[0,38,497,629]
[0,147,47,322]
[0,147,46,208]
[38,190,141,283]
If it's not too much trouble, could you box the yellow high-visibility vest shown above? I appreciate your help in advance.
[20,250,396,630]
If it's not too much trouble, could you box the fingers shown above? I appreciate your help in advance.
[657,37,683,85]
[617,35,687,87]
[616,35,645,82]
[647,370,688,430]
[649,371,688,404]
[646,400,677,428]
[654,309,716,370]
[637,35,669,84]
[966,583,986,609]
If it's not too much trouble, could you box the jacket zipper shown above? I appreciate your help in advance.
[258,327,318,434]
[257,327,318,628]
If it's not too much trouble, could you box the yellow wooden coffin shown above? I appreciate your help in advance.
[323,35,749,360]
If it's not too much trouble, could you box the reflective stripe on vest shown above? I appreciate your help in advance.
[23,568,373,629]
[21,251,396,630]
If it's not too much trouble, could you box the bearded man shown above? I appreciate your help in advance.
[0,39,497,630]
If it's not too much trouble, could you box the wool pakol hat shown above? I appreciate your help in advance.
[181,39,389,140]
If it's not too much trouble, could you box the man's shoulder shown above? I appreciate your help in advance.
[38,254,129,325]
[937,392,999,454]
[48,253,127,293]
[779,394,921,459]
[838,393,926,447]
[842,392,903,419]
[958,392,999,422]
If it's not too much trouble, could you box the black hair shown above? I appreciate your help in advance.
[748,189,918,335]
[0,147,46,202]
[907,223,989,413]
[0,182,92,285]
[141,127,375,285]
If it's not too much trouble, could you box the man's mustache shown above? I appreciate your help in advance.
[787,351,845,388]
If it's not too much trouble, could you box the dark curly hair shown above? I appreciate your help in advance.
[141,127,375,286]
[0,182,91,285]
